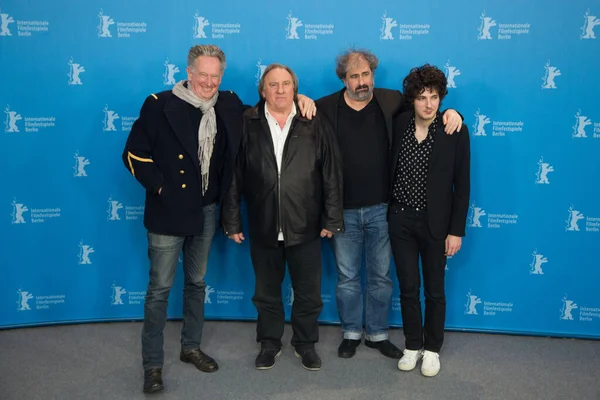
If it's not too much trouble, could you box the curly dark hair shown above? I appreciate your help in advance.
[335,49,379,80]
[402,64,448,105]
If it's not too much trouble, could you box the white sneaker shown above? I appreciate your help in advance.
[421,350,440,377]
[397,349,423,371]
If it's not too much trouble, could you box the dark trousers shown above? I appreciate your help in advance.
[388,203,447,353]
[249,237,323,350]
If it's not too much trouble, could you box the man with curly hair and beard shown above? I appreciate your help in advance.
[389,64,470,377]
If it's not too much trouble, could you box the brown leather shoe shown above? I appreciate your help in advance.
[180,348,219,372]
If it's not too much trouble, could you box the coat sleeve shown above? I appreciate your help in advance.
[319,115,345,233]
[221,120,245,236]
[122,95,164,194]
[449,124,471,237]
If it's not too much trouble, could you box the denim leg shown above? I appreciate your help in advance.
[180,203,216,350]
[331,209,364,340]
[142,232,184,370]
[364,204,393,342]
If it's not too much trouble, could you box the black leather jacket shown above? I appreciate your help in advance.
[222,100,344,247]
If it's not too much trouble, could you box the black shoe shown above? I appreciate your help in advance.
[180,348,219,372]
[255,347,282,370]
[143,368,164,394]
[338,339,361,358]
[294,347,322,371]
[365,339,403,359]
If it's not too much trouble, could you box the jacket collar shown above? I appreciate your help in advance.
[248,99,309,123]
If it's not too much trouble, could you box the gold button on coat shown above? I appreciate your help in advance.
[180,170,185,174]
[178,154,184,160]
[181,184,187,189]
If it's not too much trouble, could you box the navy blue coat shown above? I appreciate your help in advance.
[122,90,244,236]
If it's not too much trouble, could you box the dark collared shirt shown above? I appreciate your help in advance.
[392,115,438,210]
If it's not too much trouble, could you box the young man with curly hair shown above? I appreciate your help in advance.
[389,64,471,377]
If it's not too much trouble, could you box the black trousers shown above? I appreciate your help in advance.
[249,237,323,350]
[388,203,447,353]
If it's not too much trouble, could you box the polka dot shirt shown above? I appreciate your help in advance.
[392,115,438,210]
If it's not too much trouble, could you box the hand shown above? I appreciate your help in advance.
[442,109,462,134]
[228,233,245,244]
[445,234,462,256]
[297,94,317,120]
[320,229,333,239]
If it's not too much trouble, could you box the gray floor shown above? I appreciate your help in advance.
[0,321,599,400]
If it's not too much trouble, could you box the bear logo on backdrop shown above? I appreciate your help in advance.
[477,11,497,40]
[580,9,600,39]
[73,152,90,177]
[560,295,578,320]
[0,10,15,36]
[542,61,561,89]
[380,11,397,40]
[193,12,210,39]
[286,12,303,39]
[468,203,486,228]
[204,285,215,304]
[529,250,548,275]
[111,284,126,305]
[4,105,22,133]
[572,110,592,138]
[565,206,584,231]
[256,59,267,86]
[465,290,482,315]
[535,157,554,184]
[78,240,94,265]
[16,289,33,311]
[445,61,461,88]
[10,199,28,224]
[286,283,294,307]
[473,109,491,136]
[67,57,85,86]
[102,106,119,132]
[107,196,123,221]
[163,58,180,86]
[97,9,115,38]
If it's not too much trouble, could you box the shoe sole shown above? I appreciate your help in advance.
[256,350,282,370]
[337,351,356,359]
[365,341,403,359]
[294,351,321,371]
[398,361,419,371]
[180,356,219,373]
[421,368,440,377]
[143,385,164,394]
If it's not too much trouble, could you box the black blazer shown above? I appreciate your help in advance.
[122,90,244,236]
[390,111,471,239]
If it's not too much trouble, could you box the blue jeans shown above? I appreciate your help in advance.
[141,203,216,370]
[331,203,392,342]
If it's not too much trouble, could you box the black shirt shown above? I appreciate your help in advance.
[392,115,438,210]
[336,94,389,209]
[188,104,227,206]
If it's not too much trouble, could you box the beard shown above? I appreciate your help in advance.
[346,84,373,101]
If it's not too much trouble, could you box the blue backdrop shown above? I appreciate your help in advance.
[2,0,599,339]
